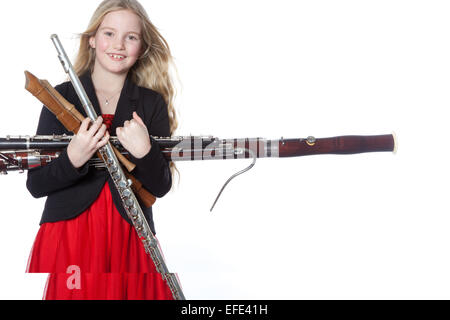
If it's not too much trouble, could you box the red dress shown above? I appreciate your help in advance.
[26,115,174,300]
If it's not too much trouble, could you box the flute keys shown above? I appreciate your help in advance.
[122,188,131,197]
[145,237,157,249]
[129,206,138,216]
[149,240,157,249]
[125,197,134,207]
[139,228,148,239]
[112,172,121,181]
[118,179,127,189]
[134,215,143,227]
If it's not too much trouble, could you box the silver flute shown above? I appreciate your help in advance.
[50,34,185,300]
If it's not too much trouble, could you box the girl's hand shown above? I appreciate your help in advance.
[116,112,151,159]
[67,117,110,169]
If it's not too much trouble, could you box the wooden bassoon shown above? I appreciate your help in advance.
[0,133,397,211]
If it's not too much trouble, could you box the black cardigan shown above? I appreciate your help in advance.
[26,72,172,235]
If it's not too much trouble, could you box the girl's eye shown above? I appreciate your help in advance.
[127,35,139,41]
[104,31,113,37]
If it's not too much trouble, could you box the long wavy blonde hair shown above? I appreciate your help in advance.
[73,0,179,182]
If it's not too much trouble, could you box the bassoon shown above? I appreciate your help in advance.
[0,133,397,211]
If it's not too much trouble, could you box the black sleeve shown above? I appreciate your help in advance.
[128,93,172,198]
[26,84,89,198]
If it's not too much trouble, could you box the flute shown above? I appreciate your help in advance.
[50,34,185,300]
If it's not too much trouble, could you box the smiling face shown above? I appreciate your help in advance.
[89,9,143,76]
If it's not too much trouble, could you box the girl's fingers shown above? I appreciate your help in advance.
[97,132,110,148]
[94,124,107,141]
[79,117,91,132]
[103,132,110,144]
[87,117,103,136]
[133,112,145,126]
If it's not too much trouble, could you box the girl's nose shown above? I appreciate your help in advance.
[113,38,125,50]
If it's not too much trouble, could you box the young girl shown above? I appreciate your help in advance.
[26,0,178,300]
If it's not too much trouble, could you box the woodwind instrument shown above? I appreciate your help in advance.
[24,71,155,208]
[50,34,184,300]
[0,133,397,210]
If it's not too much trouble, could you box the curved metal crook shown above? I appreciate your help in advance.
[210,148,256,212]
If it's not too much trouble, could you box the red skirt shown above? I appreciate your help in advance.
[26,182,174,300]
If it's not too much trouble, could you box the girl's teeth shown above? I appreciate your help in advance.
[110,54,125,59]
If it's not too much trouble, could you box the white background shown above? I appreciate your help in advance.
[0,0,449,299]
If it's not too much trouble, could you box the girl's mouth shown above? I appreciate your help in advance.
[108,54,126,61]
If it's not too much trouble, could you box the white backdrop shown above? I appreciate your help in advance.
[1,0,449,299]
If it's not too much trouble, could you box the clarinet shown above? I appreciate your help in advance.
[50,34,185,300]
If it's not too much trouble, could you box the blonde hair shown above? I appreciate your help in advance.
[73,0,179,183]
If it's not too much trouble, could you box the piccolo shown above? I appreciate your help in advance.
[0,133,397,210]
